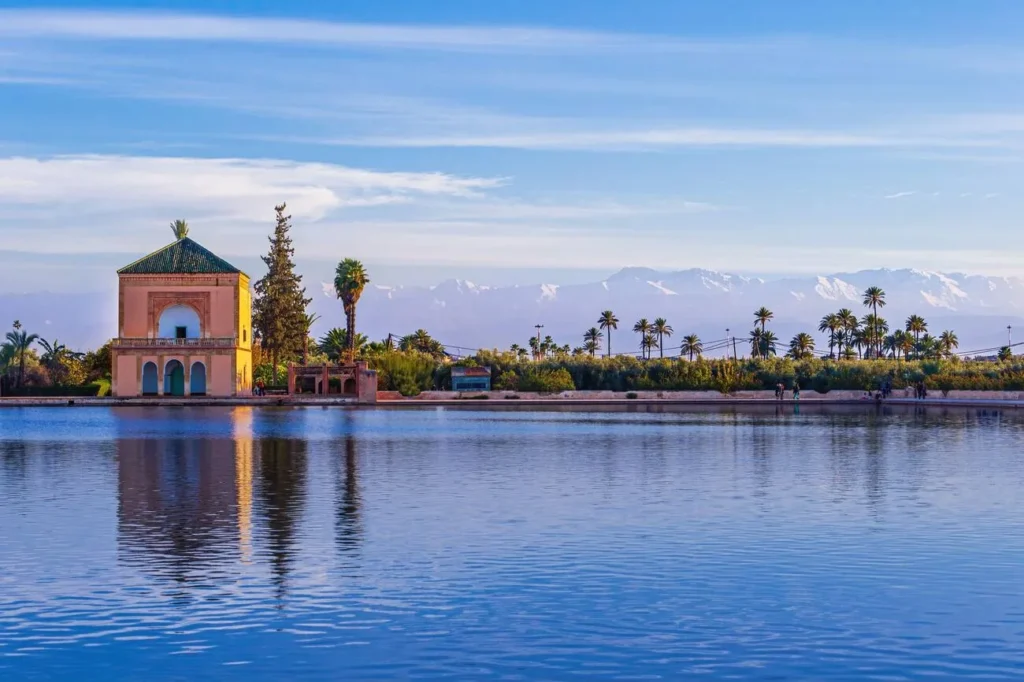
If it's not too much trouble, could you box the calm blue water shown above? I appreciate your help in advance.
[1,405,1023,680]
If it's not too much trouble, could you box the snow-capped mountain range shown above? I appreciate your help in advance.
[311,267,1024,353]
[6,267,1023,353]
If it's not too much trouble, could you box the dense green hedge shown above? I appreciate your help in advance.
[362,350,1024,394]
[3,385,102,397]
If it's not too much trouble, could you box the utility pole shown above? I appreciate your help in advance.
[1008,325,1013,347]
[535,324,544,360]
[725,328,731,360]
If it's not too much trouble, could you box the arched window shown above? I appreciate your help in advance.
[158,305,201,339]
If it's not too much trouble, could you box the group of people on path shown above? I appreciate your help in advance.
[774,382,800,401]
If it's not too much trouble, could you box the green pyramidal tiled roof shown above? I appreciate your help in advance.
[118,237,243,275]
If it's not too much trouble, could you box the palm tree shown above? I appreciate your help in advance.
[37,338,83,384]
[754,307,774,333]
[0,342,15,377]
[938,330,959,357]
[888,330,908,359]
[837,308,858,357]
[862,287,886,356]
[787,332,815,360]
[819,313,840,359]
[852,327,867,359]
[333,259,370,362]
[528,336,540,360]
[301,312,320,365]
[883,334,898,360]
[5,327,39,388]
[541,335,555,358]
[999,346,1013,362]
[633,318,652,359]
[318,328,366,362]
[760,331,779,358]
[749,328,765,359]
[898,330,914,359]
[641,333,658,359]
[583,327,603,357]
[905,314,927,344]
[861,314,889,359]
[652,318,673,359]
[170,219,189,240]
[680,334,703,361]
[598,311,619,358]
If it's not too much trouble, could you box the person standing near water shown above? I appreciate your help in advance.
[793,382,800,401]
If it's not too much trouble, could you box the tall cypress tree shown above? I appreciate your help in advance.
[252,203,311,383]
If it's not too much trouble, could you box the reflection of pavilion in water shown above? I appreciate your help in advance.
[117,410,256,577]
[115,409,357,592]
[116,409,365,591]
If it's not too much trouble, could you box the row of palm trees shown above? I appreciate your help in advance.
[528,286,965,363]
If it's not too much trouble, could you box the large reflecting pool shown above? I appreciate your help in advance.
[1,405,1023,680]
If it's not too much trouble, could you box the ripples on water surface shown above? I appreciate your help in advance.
[1,405,1024,680]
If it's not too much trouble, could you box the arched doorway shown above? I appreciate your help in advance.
[164,360,185,396]
[190,362,207,396]
[142,362,158,395]
[343,377,357,395]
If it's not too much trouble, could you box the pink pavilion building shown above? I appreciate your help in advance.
[111,233,253,397]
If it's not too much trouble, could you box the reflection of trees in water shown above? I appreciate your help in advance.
[117,438,239,586]
[256,437,308,599]
[0,440,30,490]
[336,436,362,558]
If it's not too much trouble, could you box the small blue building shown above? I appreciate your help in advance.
[451,366,491,392]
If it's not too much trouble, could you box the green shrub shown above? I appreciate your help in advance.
[519,367,575,393]
[810,375,832,394]
[494,370,519,391]
[5,385,101,397]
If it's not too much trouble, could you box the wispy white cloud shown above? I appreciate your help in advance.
[281,127,1003,151]
[884,191,917,199]
[0,9,756,55]
[0,155,504,252]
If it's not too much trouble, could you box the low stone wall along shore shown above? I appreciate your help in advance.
[378,389,1024,402]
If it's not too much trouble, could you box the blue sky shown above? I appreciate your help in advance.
[3,1,1024,291]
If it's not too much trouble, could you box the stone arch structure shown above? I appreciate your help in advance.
[158,304,202,339]
[141,361,158,395]
[164,360,185,396]
[190,361,207,396]
[147,292,210,339]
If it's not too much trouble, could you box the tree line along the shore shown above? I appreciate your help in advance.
[1,205,1019,396]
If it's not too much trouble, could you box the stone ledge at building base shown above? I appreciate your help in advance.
[0,396,359,407]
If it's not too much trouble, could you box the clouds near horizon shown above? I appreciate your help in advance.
[2,4,1024,280]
